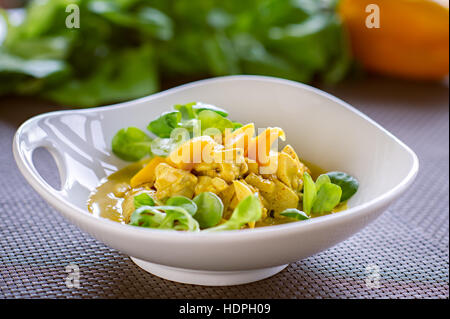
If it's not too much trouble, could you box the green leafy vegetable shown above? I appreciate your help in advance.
[193,192,224,229]
[280,208,310,220]
[204,194,261,232]
[302,172,316,215]
[112,102,235,161]
[174,103,197,120]
[197,110,234,133]
[155,206,200,231]
[0,0,351,106]
[315,174,331,191]
[150,137,178,157]
[147,111,179,138]
[326,171,359,202]
[191,102,228,117]
[111,127,152,161]
[232,122,243,131]
[129,206,165,228]
[311,182,342,214]
[166,196,197,216]
[129,205,199,231]
[134,193,155,209]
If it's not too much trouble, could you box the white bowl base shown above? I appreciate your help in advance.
[130,257,288,286]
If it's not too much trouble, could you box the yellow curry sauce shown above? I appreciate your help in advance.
[87,158,347,226]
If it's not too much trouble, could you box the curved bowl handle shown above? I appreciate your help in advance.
[13,115,67,196]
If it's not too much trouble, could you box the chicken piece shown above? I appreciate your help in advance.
[260,178,299,214]
[218,184,235,215]
[282,145,311,176]
[276,152,301,191]
[168,135,221,170]
[194,161,248,183]
[233,180,253,201]
[245,157,259,175]
[233,180,268,226]
[192,144,248,182]
[154,163,198,200]
[245,173,275,193]
[194,176,228,196]
[122,187,157,223]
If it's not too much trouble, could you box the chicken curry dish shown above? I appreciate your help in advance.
[88,102,359,232]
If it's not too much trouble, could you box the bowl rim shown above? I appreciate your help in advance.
[13,75,419,241]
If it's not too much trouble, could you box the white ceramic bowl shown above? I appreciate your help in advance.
[13,76,419,286]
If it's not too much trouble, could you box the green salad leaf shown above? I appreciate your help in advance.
[129,205,200,231]
[232,122,243,131]
[191,102,228,117]
[129,206,165,228]
[197,110,234,133]
[302,172,316,215]
[315,174,331,191]
[205,194,261,232]
[302,171,352,215]
[134,193,155,209]
[280,208,309,220]
[155,206,200,231]
[147,111,180,138]
[174,103,197,120]
[111,127,152,161]
[112,102,237,161]
[193,192,224,228]
[150,137,178,157]
[311,182,342,214]
[326,171,359,202]
[280,208,310,220]
[166,196,197,216]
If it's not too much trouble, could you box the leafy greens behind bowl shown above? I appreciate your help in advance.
[0,0,352,107]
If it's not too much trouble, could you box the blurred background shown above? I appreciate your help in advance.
[0,0,448,107]
[0,1,448,299]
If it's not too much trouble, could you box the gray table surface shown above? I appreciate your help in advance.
[0,76,448,298]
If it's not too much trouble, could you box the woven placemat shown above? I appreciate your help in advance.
[0,76,448,298]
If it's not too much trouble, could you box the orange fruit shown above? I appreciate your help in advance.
[339,0,449,80]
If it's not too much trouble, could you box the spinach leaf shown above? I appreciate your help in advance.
[311,182,342,214]
[193,192,224,228]
[112,127,152,161]
[134,193,155,209]
[166,196,197,216]
[326,171,359,202]
[204,194,261,231]
[302,172,316,215]
[147,111,180,138]
[280,208,310,220]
